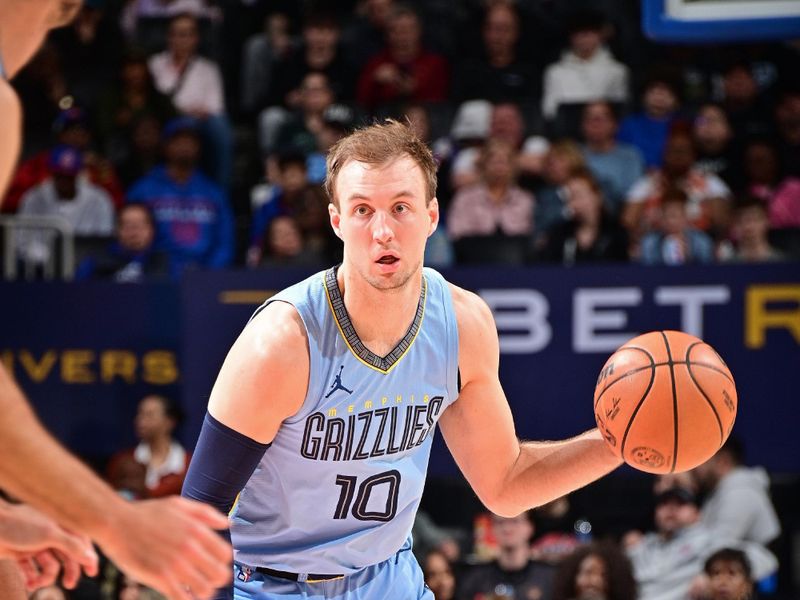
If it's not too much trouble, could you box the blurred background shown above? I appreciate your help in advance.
[2,0,799,599]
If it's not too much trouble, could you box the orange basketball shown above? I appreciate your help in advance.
[594,330,737,474]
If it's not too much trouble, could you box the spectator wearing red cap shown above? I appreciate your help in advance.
[17,145,115,266]
[3,107,125,212]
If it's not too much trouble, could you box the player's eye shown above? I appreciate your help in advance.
[354,205,370,216]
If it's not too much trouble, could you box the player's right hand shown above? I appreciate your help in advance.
[98,496,232,600]
[0,501,98,590]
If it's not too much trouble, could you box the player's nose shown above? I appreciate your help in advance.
[371,211,394,243]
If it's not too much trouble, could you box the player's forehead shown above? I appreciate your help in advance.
[336,155,427,204]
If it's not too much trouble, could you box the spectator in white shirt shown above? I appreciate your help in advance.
[18,145,115,266]
[541,10,629,122]
[148,12,232,186]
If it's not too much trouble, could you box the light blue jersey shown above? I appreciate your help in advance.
[230,265,459,577]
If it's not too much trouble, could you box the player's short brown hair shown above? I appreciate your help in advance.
[324,119,438,208]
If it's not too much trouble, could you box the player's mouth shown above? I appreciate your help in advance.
[375,253,400,273]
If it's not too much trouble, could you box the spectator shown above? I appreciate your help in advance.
[552,543,637,600]
[537,169,628,265]
[114,114,165,188]
[148,12,232,185]
[4,107,125,213]
[257,215,324,267]
[127,117,234,276]
[722,198,785,263]
[541,9,629,121]
[49,0,123,113]
[272,72,338,157]
[342,0,396,70]
[268,12,355,109]
[96,52,177,166]
[17,145,115,267]
[691,437,782,548]
[121,0,218,44]
[423,550,456,600]
[581,101,644,214]
[107,395,190,499]
[742,138,800,229]
[452,2,539,103]
[76,203,170,282]
[533,140,586,242]
[306,103,357,184]
[692,103,737,189]
[530,495,581,566]
[618,75,680,169]
[773,88,800,176]
[717,61,772,142]
[240,12,295,115]
[356,5,449,112]
[459,512,556,600]
[626,487,777,600]
[705,549,755,600]
[447,138,535,264]
[639,188,715,265]
[623,130,731,240]
[445,100,493,192]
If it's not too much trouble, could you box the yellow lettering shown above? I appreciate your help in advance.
[0,351,13,373]
[328,408,337,417]
[347,404,354,413]
[423,395,429,403]
[746,285,800,348]
[19,350,57,382]
[61,350,95,383]
[381,397,388,406]
[410,394,415,404]
[142,351,179,385]
[364,400,373,409]
[395,395,402,404]
[101,350,137,383]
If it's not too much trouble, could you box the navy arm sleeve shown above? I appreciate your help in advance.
[182,412,270,600]
[182,411,271,514]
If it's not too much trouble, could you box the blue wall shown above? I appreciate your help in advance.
[2,263,798,474]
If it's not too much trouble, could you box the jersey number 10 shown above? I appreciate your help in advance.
[333,470,402,522]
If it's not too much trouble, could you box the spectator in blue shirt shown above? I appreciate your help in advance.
[127,117,234,277]
[618,75,680,169]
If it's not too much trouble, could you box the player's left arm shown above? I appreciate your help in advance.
[437,285,622,517]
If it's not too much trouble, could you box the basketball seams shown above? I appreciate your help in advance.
[593,347,655,411]
[619,365,657,460]
[659,331,679,474]
[684,363,725,447]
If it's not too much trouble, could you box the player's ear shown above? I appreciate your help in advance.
[329,202,343,239]
[427,197,440,237]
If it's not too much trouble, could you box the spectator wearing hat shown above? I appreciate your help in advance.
[625,487,776,600]
[541,9,629,122]
[148,12,232,186]
[3,107,125,213]
[17,145,115,266]
[127,117,234,277]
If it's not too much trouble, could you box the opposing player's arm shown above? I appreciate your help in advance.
[438,286,622,517]
[207,300,309,443]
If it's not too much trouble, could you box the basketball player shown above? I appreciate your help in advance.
[183,121,623,599]
[0,2,231,599]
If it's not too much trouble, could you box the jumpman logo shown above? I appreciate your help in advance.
[325,365,353,398]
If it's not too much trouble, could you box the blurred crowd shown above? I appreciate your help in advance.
[3,0,799,281]
[31,396,782,600]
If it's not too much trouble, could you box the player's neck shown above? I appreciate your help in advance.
[0,17,47,79]
[337,263,423,355]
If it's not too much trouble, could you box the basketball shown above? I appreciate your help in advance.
[594,331,737,474]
